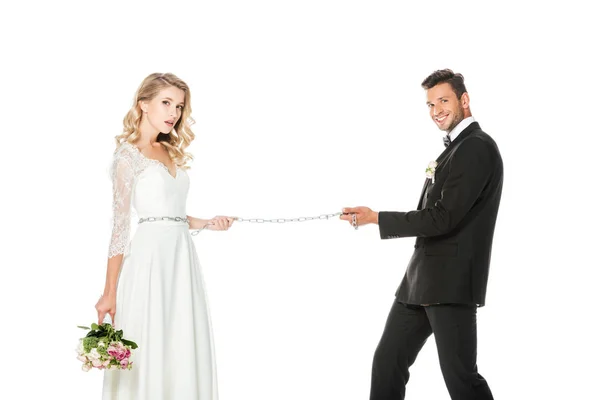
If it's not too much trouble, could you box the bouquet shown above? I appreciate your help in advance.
[76,323,138,372]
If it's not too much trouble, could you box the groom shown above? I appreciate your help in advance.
[341,69,502,400]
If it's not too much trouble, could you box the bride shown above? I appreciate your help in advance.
[95,72,234,399]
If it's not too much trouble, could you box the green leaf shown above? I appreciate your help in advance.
[77,325,90,330]
[121,339,138,349]
[91,323,99,330]
[101,323,114,331]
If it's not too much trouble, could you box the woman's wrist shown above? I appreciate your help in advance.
[188,216,211,230]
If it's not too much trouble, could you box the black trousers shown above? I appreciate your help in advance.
[369,301,494,400]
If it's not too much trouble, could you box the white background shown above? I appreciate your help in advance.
[1,1,598,399]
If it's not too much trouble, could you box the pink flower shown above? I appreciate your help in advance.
[120,359,129,369]
[108,346,128,361]
[76,355,87,363]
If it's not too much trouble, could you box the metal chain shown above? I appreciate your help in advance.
[138,216,189,224]
[191,211,351,236]
[138,212,356,236]
[235,211,343,224]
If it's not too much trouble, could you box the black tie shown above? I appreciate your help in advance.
[443,134,451,147]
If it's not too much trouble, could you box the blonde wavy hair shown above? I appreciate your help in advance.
[115,73,195,168]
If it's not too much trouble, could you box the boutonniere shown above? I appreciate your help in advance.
[425,161,438,184]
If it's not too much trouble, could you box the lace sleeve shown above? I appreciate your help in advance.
[108,148,135,258]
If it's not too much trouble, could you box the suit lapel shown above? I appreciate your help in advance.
[416,178,429,210]
[435,122,480,164]
[415,122,481,209]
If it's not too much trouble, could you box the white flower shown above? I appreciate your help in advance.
[88,348,101,360]
[92,359,103,367]
[425,161,438,183]
[82,363,92,372]
[76,355,88,363]
[98,341,106,347]
[76,339,84,354]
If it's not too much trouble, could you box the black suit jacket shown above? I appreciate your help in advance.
[378,122,503,306]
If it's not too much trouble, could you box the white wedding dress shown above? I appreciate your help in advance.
[102,142,218,400]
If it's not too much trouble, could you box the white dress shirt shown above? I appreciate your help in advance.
[447,116,475,142]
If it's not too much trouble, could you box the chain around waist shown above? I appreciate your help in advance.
[138,216,189,225]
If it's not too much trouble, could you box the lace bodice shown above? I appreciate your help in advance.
[108,142,188,258]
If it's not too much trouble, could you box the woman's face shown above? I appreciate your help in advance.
[141,86,186,134]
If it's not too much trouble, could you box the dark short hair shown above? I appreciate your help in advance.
[421,69,467,99]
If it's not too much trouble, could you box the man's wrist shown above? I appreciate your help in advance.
[370,211,379,225]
